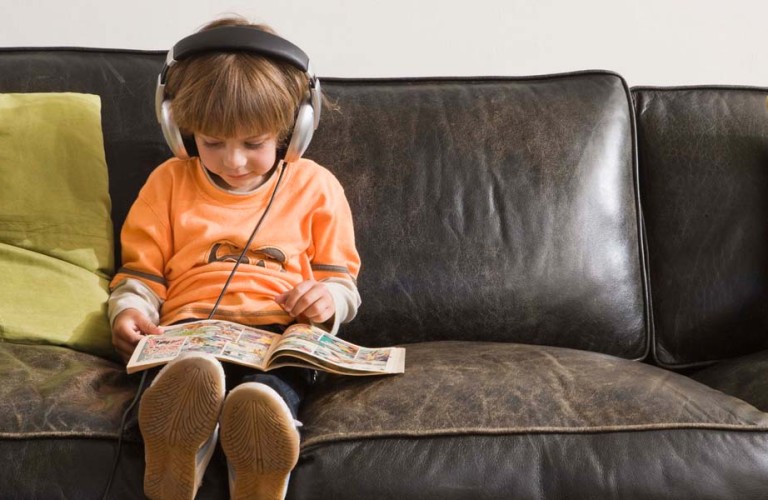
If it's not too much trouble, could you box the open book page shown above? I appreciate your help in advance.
[126,320,281,374]
[267,323,406,375]
[126,319,406,376]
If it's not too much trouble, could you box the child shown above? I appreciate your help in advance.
[108,16,361,500]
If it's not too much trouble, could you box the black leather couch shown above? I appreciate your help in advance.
[1,48,767,499]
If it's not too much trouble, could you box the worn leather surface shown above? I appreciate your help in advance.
[691,349,768,412]
[0,342,138,438]
[309,73,648,356]
[295,341,768,499]
[300,341,768,446]
[633,86,768,368]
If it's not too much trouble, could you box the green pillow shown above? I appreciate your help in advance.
[0,93,115,359]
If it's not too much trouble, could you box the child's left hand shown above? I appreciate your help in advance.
[275,280,335,324]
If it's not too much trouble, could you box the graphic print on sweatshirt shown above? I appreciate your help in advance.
[206,241,288,272]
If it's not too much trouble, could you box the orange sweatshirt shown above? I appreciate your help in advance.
[109,157,360,327]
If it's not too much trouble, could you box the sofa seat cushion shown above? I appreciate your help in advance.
[292,341,768,499]
[0,342,137,438]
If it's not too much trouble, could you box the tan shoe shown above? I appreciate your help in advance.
[220,382,300,500]
[139,352,225,500]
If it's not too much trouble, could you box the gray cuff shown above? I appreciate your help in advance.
[314,278,361,336]
[108,278,162,326]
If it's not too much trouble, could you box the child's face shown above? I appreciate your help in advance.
[195,132,279,192]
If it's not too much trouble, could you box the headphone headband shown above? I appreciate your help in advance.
[163,26,311,81]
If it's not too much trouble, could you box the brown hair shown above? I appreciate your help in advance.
[165,16,308,145]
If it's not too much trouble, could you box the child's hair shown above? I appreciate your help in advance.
[165,16,308,145]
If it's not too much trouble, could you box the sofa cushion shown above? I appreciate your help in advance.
[633,86,768,368]
[293,341,768,498]
[0,92,116,358]
[310,73,648,358]
[0,342,134,438]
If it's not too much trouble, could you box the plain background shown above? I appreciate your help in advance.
[1,0,766,87]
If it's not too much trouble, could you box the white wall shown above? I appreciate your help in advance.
[2,0,766,87]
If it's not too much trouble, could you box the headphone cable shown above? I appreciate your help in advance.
[102,160,288,499]
[206,160,287,320]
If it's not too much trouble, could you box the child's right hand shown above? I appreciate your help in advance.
[111,308,163,363]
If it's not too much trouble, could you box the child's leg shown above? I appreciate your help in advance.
[139,352,225,500]
[219,367,314,500]
[236,367,315,419]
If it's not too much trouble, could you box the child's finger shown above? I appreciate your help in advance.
[287,285,326,317]
[303,299,334,323]
[139,318,163,335]
[276,281,315,314]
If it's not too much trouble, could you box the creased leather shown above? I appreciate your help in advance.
[300,341,768,448]
[0,342,139,439]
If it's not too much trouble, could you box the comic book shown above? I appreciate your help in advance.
[126,319,405,376]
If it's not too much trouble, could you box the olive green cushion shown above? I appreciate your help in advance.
[0,93,115,359]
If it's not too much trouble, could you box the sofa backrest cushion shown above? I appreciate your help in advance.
[311,74,648,357]
[633,86,768,368]
[0,49,648,359]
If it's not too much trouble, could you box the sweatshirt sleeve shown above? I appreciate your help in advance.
[109,173,172,301]
[309,175,361,284]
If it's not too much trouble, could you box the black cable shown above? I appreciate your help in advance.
[102,161,288,499]
[102,370,147,499]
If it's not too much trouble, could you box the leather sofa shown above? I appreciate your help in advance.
[1,48,767,499]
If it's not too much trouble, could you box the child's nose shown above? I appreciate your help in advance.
[224,148,247,168]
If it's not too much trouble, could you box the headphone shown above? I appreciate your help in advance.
[155,25,322,163]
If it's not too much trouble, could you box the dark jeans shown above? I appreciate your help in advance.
[223,363,314,420]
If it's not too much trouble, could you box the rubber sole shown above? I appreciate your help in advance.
[220,382,300,500]
[139,353,225,500]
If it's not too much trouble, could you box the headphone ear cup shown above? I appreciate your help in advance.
[158,100,191,159]
[283,100,315,163]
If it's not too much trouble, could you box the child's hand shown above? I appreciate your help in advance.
[275,280,335,325]
[111,308,163,363]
